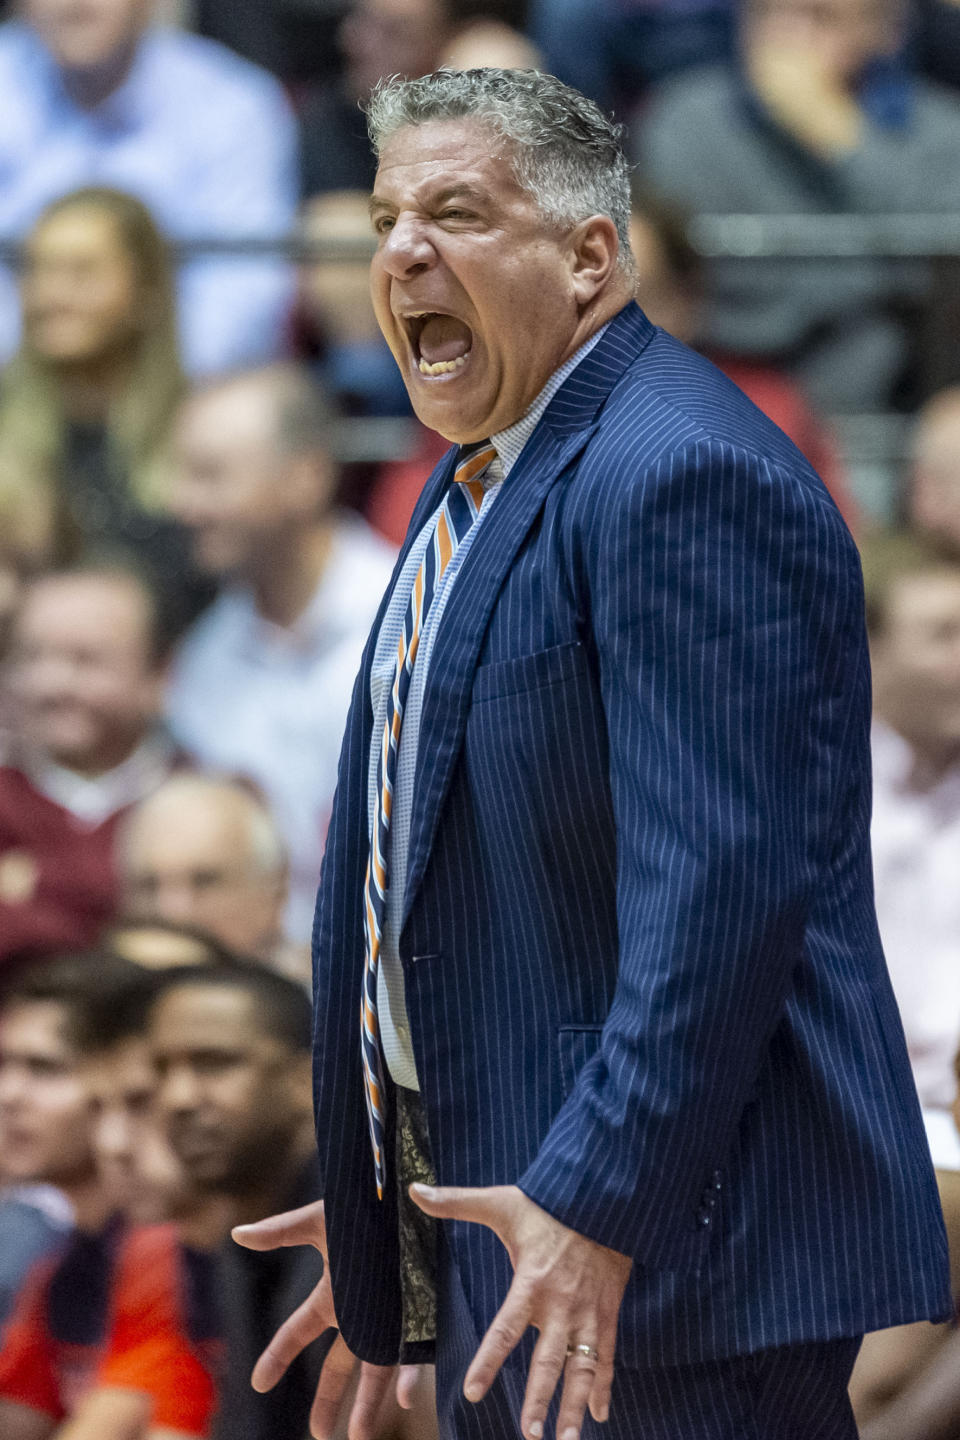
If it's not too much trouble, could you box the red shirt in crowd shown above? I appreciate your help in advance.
[0,1220,218,1435]
[0,738,180,965]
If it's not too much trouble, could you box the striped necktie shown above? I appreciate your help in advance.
[361,440,497,1197]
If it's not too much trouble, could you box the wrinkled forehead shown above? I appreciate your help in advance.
[373,116,519,196]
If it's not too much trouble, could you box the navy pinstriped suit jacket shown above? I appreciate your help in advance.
[312,302,951,1368]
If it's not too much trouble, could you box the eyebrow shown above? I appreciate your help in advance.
[368,183,493,217]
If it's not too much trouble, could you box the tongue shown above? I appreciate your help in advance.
[419,314,472,364]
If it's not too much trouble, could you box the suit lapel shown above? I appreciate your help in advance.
[344,442,458,756]
[400,419,597,927]
[399,303,656,926]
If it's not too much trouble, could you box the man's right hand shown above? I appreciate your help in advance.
[232,1200,412,1440]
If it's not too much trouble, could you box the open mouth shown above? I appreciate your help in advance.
[403,312,473,377]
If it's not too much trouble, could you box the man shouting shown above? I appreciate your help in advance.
[236,68,950,1440]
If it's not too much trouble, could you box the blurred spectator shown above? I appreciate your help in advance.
[0,561,179,965]
[0,957,97,1333]
[440,14,541,67]
[0,950,217,1434]
[852,1041,960,1440]
[165,366,396,941]
[861,533,960,1440]
[0,450,59,674]
[117,774,290,966]
[862,531,960,1162]
[0,956,119,1421]
[0,1187,70,1333]
[148,961,326,1440]
[298,0,536,199]
[0,189,202,598]
[0,951,217,1439]
[909,386,960,553]
[0,0,297,375]
[627,187,861,532]
[299,0,451,199]
[914,0,960,93]
[530,0,733,115]
[68,967,221,1440]
[194,0,341,84]
[852,1048,960,1440]
[298,190,410,417]
[635,0,960,414]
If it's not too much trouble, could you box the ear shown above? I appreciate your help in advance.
[568,214,622,307]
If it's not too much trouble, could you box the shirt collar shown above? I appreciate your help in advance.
[22,730,175,826]
[489,323,609,481]
[231,516,371,659]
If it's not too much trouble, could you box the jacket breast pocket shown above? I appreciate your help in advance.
[471,640,587,704]
[558,1023,605,1100]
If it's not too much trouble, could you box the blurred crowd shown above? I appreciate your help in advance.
[1,0,960,1436]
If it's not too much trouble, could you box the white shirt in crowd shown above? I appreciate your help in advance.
[872,720,960,1169]
[166,513,397,941]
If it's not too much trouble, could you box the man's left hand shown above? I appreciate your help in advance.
[410,1183,632,1440]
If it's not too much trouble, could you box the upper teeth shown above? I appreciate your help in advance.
[418,354,468,376]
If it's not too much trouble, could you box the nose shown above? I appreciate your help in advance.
[148,878,199,926]
[159,1063,200,1114]
[377,213,436,281]
[96,1108,133,1166]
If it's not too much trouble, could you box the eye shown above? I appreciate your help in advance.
[372,214,395,236]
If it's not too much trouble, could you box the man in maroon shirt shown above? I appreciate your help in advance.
[0,559,178,965]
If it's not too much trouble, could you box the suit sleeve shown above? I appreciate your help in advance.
[518,438,866,1268]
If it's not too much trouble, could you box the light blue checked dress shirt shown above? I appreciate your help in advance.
[368,326,607,1088]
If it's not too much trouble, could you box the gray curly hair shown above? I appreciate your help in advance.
[365,68,635,276]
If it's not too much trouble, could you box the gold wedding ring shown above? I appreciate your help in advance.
[566,1343,600,1362]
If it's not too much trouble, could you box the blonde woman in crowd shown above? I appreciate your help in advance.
[0,187,200,616]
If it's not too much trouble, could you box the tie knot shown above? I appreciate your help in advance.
[455,441,497,489]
